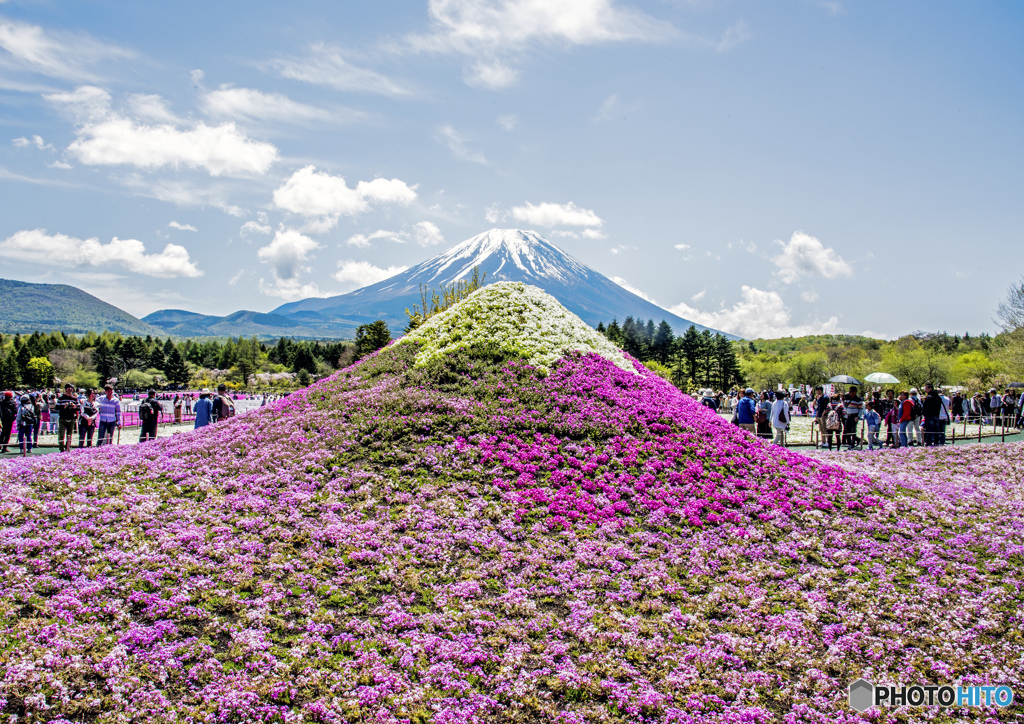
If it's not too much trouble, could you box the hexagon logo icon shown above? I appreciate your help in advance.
[849,678,874,712]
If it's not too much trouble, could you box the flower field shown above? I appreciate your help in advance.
[1,285,1022,722]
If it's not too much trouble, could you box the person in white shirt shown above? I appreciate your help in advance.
[938,389,951,444]
[770,390,791,446]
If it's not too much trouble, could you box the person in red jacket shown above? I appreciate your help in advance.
[897,391,914,448]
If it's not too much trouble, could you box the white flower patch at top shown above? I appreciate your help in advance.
[399,282,635,373]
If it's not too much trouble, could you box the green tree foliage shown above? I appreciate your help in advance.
[0,351,20,389]
[356,320,392,358]
[25,357,55,388]
[164,346,191,387]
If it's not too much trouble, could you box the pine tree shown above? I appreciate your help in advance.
[606,320,624,348]
[652,321,675,364]
[148,344,166,371]
[713,334,741,389]
[698,330,715,387]
[596,321,606,334]
[93,340,116,383]
[0,352,20,389]
[164,346,191,387]
[356,320,392,357]
[677,326,701,382]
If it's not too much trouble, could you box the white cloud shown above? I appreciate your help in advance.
[0,228,203,277]
[12,134,52,150]
[240,220,272,237]
[691,289,706,301]
[773,230,852,284]
[511,201,603,228]
[333,259,409,290]
[258,277,323,301]
[168,221,197,232]
[228,270,244,286]
[272,166,417,226]
[412,221,444,246]
[801,290,819,303]
[438,125,487,164]
[669,286,840,339]
[581,228,607,239]
[125,94,182,124]
[67,117,279,177]
[257,228,321,281]
[47,86,279,177]
[0,17,132,82]
[48,160,72,169]
[405,0,674,89]
[201,86,335,123]
[346,221,444,249]
[611,276,654,302]
[465,60,520,89]
[269,44,409,96]
[497,114,518,131]
[674,243,690,251]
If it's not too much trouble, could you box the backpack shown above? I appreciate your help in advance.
[218,395,235,419]
[825,405,843,431]
[19,405,37,429]
[910,398,923,420]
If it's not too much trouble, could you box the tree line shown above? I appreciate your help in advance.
[597,317,742,391]
[0,323,395,391]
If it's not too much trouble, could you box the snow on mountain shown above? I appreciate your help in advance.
[271,229,736,338]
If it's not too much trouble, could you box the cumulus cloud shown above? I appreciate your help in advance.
[268,44,409,96]
[257,228,321,282]
[773,231,852,284]
[404,0,674,89]
[0,228,203,277]
[168,221,197,232]
[258,277,323,301]
[511,201,603,228]
[347,221,444,249]
[0,17,133,82]
[437,125,487,164]
[333,259,409,290]
[47,85,279,177]
[669,286,840,339]
[201,86,337,123]
[272,166,417,228]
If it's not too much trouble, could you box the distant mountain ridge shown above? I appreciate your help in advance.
[0,278,165,336]
[2,231,735,340]
[271,229,734,339]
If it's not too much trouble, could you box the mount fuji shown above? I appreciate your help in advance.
[270,229,734,339]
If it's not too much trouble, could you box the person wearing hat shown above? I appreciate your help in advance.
[907,387,923,445]
[56,383,81,452]
[96,384,122,447]
[194,388,213,429]
[212,383,235,422]
[736,388,757,433]
[138,389,162,443]
[0,390,17,454]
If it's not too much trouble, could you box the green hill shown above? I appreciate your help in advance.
[0,278,164,336]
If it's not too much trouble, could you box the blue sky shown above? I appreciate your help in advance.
[1,0,1021,339]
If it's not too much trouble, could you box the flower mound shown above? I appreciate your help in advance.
[2,301,1023,722]
[400,281,633,372]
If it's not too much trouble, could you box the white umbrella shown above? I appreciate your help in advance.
[865,372,900,384]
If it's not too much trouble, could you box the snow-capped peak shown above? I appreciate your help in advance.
[412,228,590,285]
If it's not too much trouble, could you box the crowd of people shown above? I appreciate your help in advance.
[1,384,284,456]
[695,384,1024,450]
